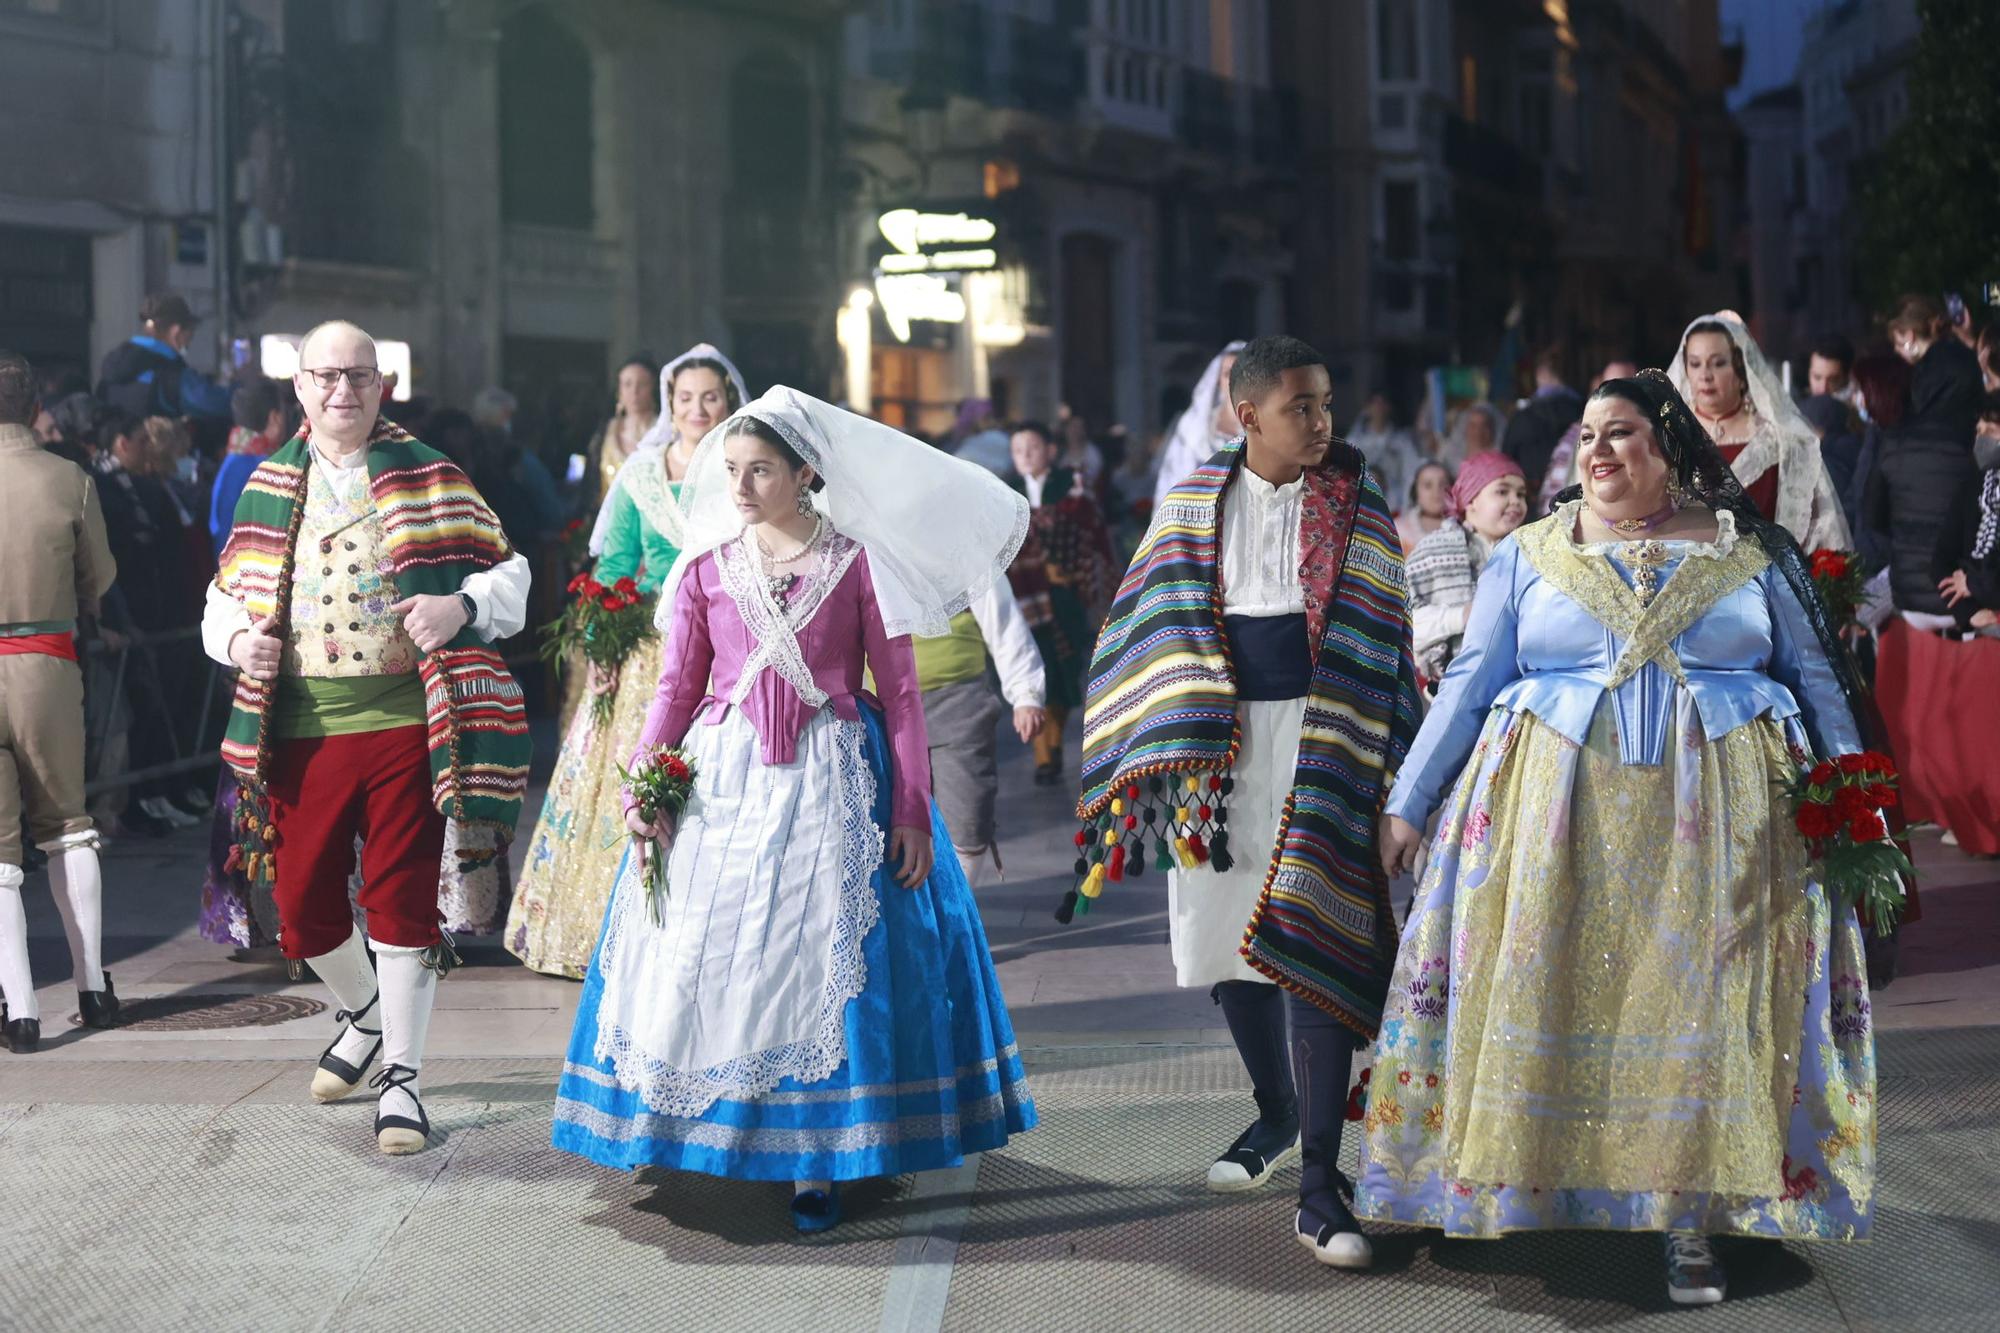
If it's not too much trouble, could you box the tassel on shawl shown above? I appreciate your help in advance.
[1052,771,1235,922]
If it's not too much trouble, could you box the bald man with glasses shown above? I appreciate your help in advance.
[203,320,533,1154]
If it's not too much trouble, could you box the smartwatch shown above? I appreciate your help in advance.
[456,591,479,627]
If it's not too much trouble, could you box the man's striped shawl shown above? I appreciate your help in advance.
[1072,437,1421,1037]
[214,422,531,832]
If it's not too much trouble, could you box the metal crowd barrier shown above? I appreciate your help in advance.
[80,624,227,797]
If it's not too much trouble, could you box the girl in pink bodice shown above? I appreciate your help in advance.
[552,388,1038,1233]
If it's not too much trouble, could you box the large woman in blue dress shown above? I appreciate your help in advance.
[1360,371,1881,1307]
[551,388,1036,1231]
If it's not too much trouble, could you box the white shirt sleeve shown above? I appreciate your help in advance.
[461,552,532,641]
[966,579,1046,708]
[201,581,253,667]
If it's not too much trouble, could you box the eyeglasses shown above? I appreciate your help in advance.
[301,366,382,390]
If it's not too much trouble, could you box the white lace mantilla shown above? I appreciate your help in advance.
[590,710,884,1119]
[714,527,862,709]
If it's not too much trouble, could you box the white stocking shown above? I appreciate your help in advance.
[0,865,37,1022]
[305,929,378,1067]
[41,839,105,992]
[374,944,436,1121]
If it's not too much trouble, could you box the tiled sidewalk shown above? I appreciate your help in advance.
[4,737,1994,1330]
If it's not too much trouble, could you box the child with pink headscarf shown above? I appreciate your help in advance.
[1405,452,1530,684]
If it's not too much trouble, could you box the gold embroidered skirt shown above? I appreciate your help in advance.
[1356,699,1877,1239]
[505,636,664,979]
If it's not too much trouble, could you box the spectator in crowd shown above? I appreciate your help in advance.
[1005,420,1116,786]
[1500,345,1583,513]
[1808,333,1857,404]
[95,293,232,422]
[1056,410,1108,491]
[1800,392,1865,540]
[1934,392,2000,635]
[469,387,564,551]
[1857,348,1972,623]
[423,407,479,473]
[209,380,287,557]
[949,398,1012,475]
[1406,451,1529,684]
[1977,322,1999,393]
[1875,385,2000,860]
[1440,399,1503,469]
[91,413,202,834]
[1347,390,1423,513]
[1396,459,1453,556]
[1890,294,1984,445]
[39,391,101,470]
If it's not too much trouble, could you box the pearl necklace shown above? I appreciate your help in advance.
[755,515,824,608]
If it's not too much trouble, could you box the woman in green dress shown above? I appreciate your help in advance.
[506,345,747,976]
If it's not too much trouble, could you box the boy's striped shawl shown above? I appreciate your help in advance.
[214,421,531,834]
[1071,437,1421,1037]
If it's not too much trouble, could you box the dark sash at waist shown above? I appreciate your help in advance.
[1224,613,1312,701]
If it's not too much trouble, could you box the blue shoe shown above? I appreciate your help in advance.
[790,1184,841,1234]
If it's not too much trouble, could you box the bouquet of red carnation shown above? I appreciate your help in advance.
[618,744,698,925]
[539,571,656,725]
[1787,750,1912,936]
[1808,549,1869,629]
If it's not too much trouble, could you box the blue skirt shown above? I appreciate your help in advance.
[551,705,1037,1181]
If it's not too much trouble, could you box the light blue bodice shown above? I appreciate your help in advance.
[1386,528,1862,828]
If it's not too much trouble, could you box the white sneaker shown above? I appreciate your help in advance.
[1295,1205,1373,1269]
[1664,1232,1727,1306]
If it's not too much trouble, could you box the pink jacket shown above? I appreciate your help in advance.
[634,545,933,829]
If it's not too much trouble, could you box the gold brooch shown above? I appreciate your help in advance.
[1620,540,1671,606]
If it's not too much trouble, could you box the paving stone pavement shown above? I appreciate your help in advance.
[3,727,1995,1331]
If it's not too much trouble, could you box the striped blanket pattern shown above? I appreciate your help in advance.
[215,423,531,834]
[1067,437,1420,1036]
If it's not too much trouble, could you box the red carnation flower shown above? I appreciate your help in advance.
[663,756,689,781]
[1808,762,1836,787]
[613,576,639,597]
[1847,810,1888,843]
[1795,803,1839,839]
[1863,752,1894,776]
[1810,550,1850,580]
[1836,753,1869,775]
[1867,783,1898,809]
[1831,785,1870,819]
[567,571,590,594]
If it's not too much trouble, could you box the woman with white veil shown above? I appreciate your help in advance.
[551,387,1037,1232]
[505,345,748,977]
[585,344,748,556]
[1153,340,1247,509]
[1671,313,1850,552]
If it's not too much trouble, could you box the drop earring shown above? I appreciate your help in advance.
[797,486,813,515]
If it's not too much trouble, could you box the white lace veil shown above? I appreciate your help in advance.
[589,343,750,556]
[1153,339,1247,507]
[1667,312,1850,550]
[658,386,1031,639]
